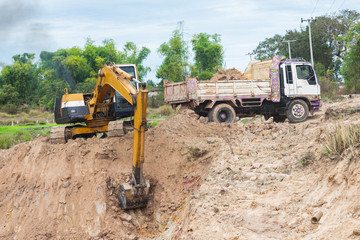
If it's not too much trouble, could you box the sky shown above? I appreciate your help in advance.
[0,0,359,82]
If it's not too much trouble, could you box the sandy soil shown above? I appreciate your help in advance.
[0,96,359,240]
[210,68,245,81]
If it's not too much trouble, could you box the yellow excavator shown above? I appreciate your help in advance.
[53,64,150,209]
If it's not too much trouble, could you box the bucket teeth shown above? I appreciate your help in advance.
[118,181,150,210]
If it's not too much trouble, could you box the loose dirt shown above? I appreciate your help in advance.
[210,68,246,81]
[0,96,360,240]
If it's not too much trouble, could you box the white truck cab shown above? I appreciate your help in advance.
[281,60,320,97]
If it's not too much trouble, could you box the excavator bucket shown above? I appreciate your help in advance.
[118,180,150,210]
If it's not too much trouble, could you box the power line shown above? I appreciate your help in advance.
[338,0,346,10]
[326,0,337,14]
[311,0,320,17]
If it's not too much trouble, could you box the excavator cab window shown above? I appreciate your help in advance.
[119,66,135,78]
[113,65,138,118]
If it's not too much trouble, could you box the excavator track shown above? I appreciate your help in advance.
[49,126,67,144]
[50,120,134,144]
[107,120,134,137]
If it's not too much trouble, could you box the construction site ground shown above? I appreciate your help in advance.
[0,96,360,240]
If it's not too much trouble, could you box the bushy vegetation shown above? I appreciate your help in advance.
[157,105,173,116]
[148,92,164,108]
[325,124,360,156]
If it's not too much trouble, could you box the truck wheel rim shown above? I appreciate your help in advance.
[218,110,230,122]
[292,104,305,118]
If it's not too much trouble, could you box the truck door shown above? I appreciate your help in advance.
[282,64,295,96]
[293,64,319,96]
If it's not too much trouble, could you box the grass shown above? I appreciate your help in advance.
[325,124,360,156]
[297,151,315,167]
[148,105,174,117]
[0,125,53,149]
[0,124,58,134]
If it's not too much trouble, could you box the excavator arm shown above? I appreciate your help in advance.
[94,64,150,209]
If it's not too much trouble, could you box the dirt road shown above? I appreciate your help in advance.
[0,97,359,239]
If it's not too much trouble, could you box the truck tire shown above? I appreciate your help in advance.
[210,104,236,123]
[287,99,309,123]
[208,109,214,122]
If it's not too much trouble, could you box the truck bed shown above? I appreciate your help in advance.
[164,78,272,105]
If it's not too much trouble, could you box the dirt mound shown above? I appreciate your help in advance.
[178,98,360,240]
[210,68,246,81]
[1,97,360,239]
[0,110,224,239]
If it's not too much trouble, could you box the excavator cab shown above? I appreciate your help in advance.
[113,64,139,118]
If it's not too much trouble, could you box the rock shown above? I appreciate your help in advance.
[199,116,208,123]
[353,229,360,236]
[122,221,131,227]
[120,213,132,222]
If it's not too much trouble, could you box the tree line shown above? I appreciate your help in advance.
[0,24,224,112]
[0,10,359,113]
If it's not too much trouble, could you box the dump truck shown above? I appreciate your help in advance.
[164,56,321,123]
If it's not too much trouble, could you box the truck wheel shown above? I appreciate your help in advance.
[287,99,309,123]
[208,109,214,122]
[210,104,236,123]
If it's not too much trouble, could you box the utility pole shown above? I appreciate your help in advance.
[282,40,296,59]
[246,52,254,61]
[301,17,316,66]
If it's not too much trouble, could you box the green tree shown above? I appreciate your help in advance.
[341,21,360,93]
[39,39,152,106]
[41,47,97,93]
[191,33,224,80]
[254,34,285,60]
[0,84,19,105]
[146,80,156,89]
[1,53,39,104]
[123,42,151,80]
[157,22,189,84]
[254,10,360,80]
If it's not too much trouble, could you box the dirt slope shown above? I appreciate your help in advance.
[0,96,360,240]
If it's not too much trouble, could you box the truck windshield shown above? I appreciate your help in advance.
[296,65,316,85]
